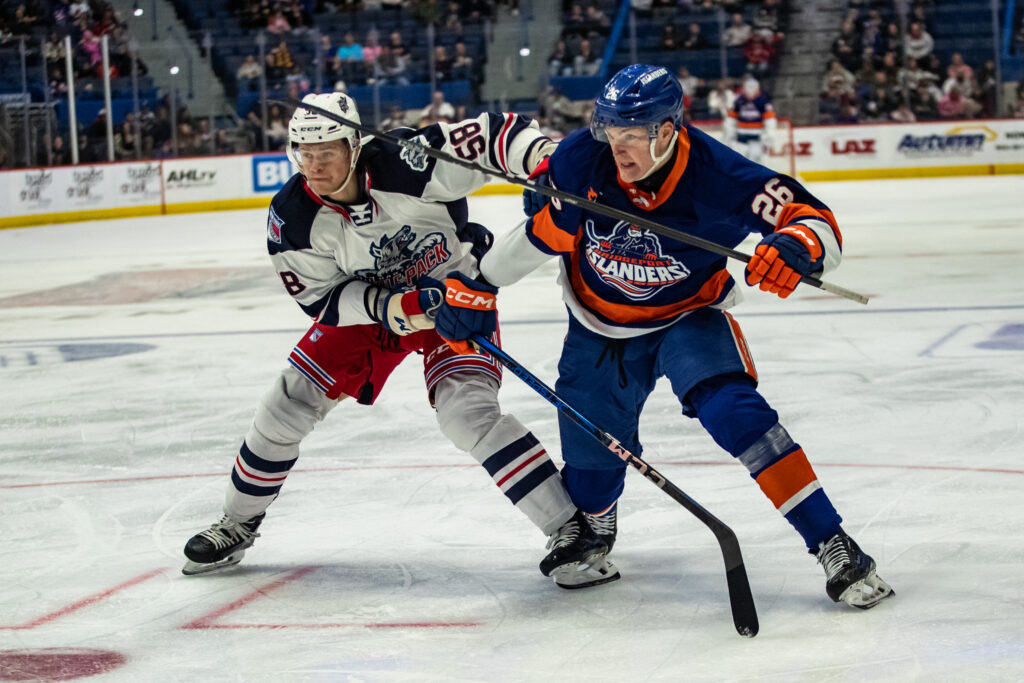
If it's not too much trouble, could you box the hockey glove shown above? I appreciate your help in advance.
[433,272,498,354]
[745,226,823,299]
[522,156,551,217]
[374,285,444,336]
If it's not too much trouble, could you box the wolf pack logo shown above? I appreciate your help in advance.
[267,205,284,244]
[583,219,690,300]
[356,225,451,288]
[400,135,431,172]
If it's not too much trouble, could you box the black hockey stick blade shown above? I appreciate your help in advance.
[472,334,759,637]
[279,97,867,305]
[632,461,759,637]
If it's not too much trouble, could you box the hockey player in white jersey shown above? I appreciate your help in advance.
[182,92,608,584]
[723,77,776,163]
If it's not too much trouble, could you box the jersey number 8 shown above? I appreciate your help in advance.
[751,178,794,226]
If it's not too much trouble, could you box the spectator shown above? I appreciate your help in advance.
[707,78,736,119]
[676,65,702,100]
[573,38,601,76]
[266,40,294,81]
[451,41,474,81]
[51,135,71,165]
[659,23,678,51]
[236,54,262,87]
[904,22,933,61]
[433,44,453,82]
[819,82,850,124]
[548,39,572,77]
[388,31,409,61]
[938,84,972,119]
[681,22,709,50]
[335,32,365,83]
[114,118,139,160]
[945,53,973,84]
[831,20,860,73]
[363,29,382,67]
[374,44,410,86]
[975,60,998,117]
[335,31,364,61]
[881,22,902,55]
[419,90,455,123]
[265,104,289,148]
[380,105,408,130]
[890,102,916,123]
[910,82,939,120]
[266,10,291,34]
[854,48,878,86]
[822,59,855,95]
[743,32,774,77]
[723,13,751,48]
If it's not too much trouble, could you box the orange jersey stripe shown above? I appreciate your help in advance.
[737,121,766,129]
[754,449,819,510]
[529,204,579,253]
[775,202,842,248]
[723,311,757,382]
[569,263,732,324]
[615,128,691,211]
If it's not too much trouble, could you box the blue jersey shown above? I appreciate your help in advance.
[481,124,842,338]
[729,92,775,134]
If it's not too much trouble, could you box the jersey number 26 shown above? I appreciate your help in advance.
[751,178,794,226]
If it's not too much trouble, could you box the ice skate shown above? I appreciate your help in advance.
[540,510,619,589]
[182,513,265,576]
[814,530,893,609]
[583,503,617,552]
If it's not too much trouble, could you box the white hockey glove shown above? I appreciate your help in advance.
[526,138,558,176]
[369,284,444,336]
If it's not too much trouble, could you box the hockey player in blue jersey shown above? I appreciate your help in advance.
[433,64,893,608]
[181,92,608,578]
[724,77,777,163]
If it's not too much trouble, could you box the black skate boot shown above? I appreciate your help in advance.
[182,513,265,576]
[583,503,617,553]
[813,529,894,609]
[540,510,619,589]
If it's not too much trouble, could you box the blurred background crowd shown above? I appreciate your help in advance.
[0,0,1022,167]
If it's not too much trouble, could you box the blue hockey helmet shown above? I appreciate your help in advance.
[590,64,685,143]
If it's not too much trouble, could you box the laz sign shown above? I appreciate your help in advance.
[831,139,876,155]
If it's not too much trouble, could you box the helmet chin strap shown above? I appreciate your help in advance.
[638,130,678,181]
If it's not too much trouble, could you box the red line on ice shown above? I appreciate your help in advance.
[4,461,1021,491]
[180,565,480,630]
[0,568,165,630]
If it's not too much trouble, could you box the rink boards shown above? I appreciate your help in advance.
[1,118,1022,229]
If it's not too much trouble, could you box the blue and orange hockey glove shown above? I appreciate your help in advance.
[433,272,497,355]
[522,155,550,217]
[745,225,823,299]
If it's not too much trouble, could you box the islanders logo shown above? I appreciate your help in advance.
[584,219,689,300]
[356,225,450,289]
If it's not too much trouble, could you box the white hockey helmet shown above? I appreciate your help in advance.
[288,92,362,192]
[743,77,761,98]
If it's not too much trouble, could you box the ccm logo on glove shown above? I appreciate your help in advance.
[445,279,496,310]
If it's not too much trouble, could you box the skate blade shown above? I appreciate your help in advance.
[552,555,621,590]
[181,549,247,576]
[839,571,894,609]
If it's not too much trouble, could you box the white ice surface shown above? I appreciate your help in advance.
[1,175,1023,682]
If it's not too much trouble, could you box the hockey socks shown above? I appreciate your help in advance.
[693,379,842,548]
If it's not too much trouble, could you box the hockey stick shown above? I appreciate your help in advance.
[470,333,759,638]
[281,97,867,305]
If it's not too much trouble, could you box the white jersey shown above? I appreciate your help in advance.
[266,113,552,326]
